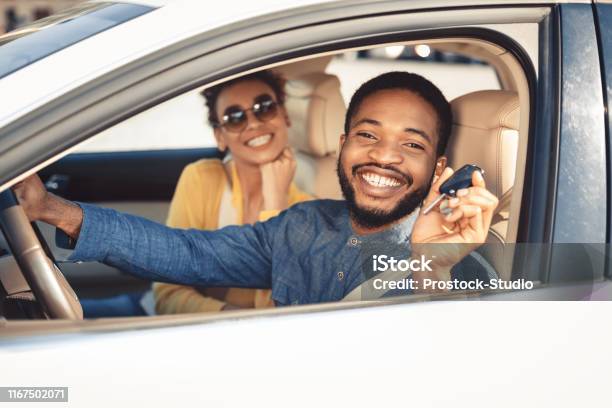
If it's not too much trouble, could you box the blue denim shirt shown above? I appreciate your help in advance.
[67,200,495,306]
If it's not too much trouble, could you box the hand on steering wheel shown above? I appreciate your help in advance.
[0,188,82,319]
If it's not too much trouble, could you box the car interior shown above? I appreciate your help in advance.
[0,36,530,324]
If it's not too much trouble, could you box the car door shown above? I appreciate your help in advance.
[1,1,612,406]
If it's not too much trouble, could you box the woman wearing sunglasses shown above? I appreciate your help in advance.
[153,70,311,314]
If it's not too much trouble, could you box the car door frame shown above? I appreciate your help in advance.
[593,1,612,279]
[539,3,608,284]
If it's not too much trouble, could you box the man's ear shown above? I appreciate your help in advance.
[435,156,447,176]
[213,128,227,152]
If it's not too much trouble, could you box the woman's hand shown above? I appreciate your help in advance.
[260,147,297,211]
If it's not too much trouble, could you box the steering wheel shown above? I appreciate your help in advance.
[0,189,82,319]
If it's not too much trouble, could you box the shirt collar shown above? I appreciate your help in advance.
[347,206,420,244]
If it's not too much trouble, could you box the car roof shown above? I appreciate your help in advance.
[0,0,584,129]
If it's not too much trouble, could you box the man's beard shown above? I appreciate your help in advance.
[337,157,433,230]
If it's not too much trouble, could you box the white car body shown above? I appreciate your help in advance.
[3,302,611,407]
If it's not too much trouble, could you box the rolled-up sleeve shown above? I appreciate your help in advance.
[67,203,276,289]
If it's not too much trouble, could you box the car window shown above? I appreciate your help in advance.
[51,39,524,306]
[0,2,154,80]
[0,6,544,323]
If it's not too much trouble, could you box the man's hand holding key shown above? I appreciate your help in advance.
[411,166,499,291]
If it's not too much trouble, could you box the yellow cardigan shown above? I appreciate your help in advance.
[153,158,311,314]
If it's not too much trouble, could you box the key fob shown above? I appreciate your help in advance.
[439,164,484,197]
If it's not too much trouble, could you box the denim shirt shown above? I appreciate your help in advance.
[67,200,495,306]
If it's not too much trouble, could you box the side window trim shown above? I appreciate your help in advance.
[593,3,612,279]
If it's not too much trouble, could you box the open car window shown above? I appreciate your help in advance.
[0,2,553,324]
[15,37,527,318]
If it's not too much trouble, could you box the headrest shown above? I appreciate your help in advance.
[446,90,520,199]
[452,90,519,131]
[284,73,346,158]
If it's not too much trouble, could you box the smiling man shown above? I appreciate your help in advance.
[14,71,499,305]
[338,73,448,234]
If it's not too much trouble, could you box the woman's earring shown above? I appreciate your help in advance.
[222,149,232,164]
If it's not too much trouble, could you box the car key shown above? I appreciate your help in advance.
[422,164,484,215]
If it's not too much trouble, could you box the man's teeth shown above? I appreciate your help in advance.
[361,172,402,188]
[247,134,272,147]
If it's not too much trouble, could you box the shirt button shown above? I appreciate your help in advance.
[349,237,359,246]
[337,271,345,281]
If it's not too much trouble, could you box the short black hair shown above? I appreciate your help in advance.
[201,70,286,127]
[344,71,452,157]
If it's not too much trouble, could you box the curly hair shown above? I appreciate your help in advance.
[201,70,286,127]
[344,71,452,157]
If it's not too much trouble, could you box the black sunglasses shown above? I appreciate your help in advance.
[215,94,279,132]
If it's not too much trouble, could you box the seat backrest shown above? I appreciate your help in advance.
[447,90,519,202]
[447,90,520,279]
[284,73,345,199]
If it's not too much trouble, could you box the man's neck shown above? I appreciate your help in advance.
[349,209,418,236]
[350,218,391,236]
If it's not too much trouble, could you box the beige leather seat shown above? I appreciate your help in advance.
[284,73,345,199]
[446,90,520,279]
